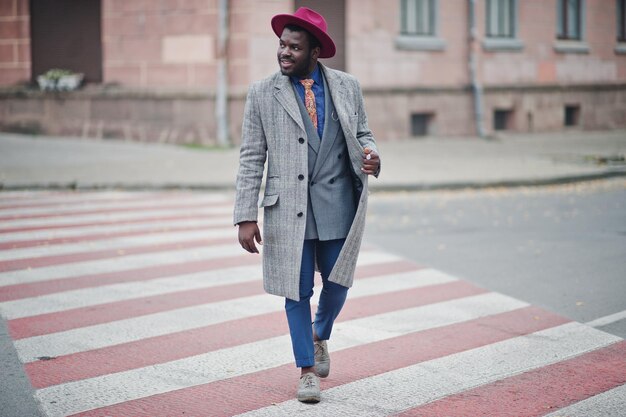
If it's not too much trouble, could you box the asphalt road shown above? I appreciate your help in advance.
[365,178,626,339]
[1,183,625,416]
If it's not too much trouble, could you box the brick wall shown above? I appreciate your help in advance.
[102,0,221,89]
[101,0,291,91]
[0,0,30,85]
[1,0,626,141]
[479,0,626,86]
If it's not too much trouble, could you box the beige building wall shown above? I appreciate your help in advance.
[101,0,291,92]
[1,0,625,142]
[345,0,626,138]
[346,0,470,88]
[477,0,625,86]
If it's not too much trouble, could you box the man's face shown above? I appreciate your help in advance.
[277,28,319,78]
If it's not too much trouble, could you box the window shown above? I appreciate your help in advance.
[401,0,435,36]
[493,109,513,131]
[483,0,522,51]
[487,0,515,38]
[557,0,582,40]
[396,0,445,51]
[30,0,103,83]
[618,0,626,42]
[411,113,433,137]
[564,105,580,127]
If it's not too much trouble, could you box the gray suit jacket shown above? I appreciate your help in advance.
[234,64,379,301]
[294,71,356,241]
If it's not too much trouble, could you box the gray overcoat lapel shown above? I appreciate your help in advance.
[311,72,340,180]
[273,76,305,133]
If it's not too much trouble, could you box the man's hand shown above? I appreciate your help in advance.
[238,221,262,254]
[361,147,380,176]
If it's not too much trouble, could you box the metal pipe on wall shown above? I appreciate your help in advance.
[215,0,230,146]
[469,0,485,138]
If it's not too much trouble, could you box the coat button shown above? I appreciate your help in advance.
[298,174,304,180]
[329,178,335,184]
[298,137,305,144]
[297,212,303,217]
[337,153,342,159]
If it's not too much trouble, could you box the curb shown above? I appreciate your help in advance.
[1,170,624,192]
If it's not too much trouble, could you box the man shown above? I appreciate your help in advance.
[234,7,380,403]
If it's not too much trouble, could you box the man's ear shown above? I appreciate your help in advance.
[311,46,320,60]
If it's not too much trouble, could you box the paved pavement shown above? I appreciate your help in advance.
[0,129,625,190]
[0,190,625,416]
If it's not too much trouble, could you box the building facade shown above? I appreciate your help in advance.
[1,0,625,143]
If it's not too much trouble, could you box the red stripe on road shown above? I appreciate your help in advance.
[0,236,237,272]
[0,223,230,250]
[0,192,113,209]
[10,277,265,340]
[27,278,480,388]
[10,260,421,339]
[0,212,230,234]
[0,255,260,302]
[0,193,192,212]
[398,340,626,417]
[72,305,568,417]
[0,200,231,221]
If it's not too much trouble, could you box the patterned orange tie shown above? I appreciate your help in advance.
[300,79,318,129]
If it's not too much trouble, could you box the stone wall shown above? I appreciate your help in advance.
[0,87,246,145]
[2,84,624,142]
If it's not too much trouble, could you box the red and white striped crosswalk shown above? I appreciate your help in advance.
[1,191,624,417]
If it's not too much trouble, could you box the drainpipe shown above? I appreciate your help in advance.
[468,0,485,138]
[215,0,230,146]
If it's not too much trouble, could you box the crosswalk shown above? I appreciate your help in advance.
[1,191,624,417]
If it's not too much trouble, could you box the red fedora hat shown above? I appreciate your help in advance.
[271,7,336,58]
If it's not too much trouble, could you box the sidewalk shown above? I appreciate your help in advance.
[1,130,625,191]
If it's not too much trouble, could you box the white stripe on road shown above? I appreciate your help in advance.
[0,227,235,261]
[0,258,431,320]
[543,383,626,417]
[0,265,261,319]
[14,262,443,361]
[0,191,156,208]
[0,194,230,217]
[0,245,243,287]
[0,205,232,229]
[0,248,397,289]
[34,292,527,417]
[585,310,626,328]
[238,323,621,417]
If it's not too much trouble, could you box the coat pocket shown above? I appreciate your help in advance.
[259,193,279,208]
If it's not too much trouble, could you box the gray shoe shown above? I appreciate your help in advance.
[314,340,330,378]
[297,372,320,403]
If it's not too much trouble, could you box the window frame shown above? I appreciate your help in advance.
[486,0,515,39]
[618,0,626,42]
[400,0,435,37]
[396,0,446,51]
[482,0,524,51]
[554,0,588,53]
[557,0,582,40]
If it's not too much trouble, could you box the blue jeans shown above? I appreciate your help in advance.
[285,238,349,368]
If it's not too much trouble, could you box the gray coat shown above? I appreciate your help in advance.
[233,64,379,301]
